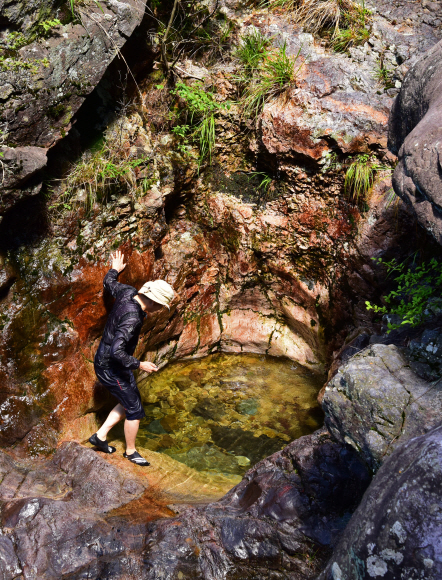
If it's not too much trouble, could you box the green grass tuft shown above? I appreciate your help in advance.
[235,29,271,74]
[344,154,389,203]
[241,41,302,118]
[56,133,151,213]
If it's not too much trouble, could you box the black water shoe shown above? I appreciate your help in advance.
[88,433,116,454]
[123,451,150,466]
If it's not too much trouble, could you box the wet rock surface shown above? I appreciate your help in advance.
[0,441,173,580]
[0,432,371,580]
[142,429,370,580]
[318,423,442,580]
[322,343,442,471]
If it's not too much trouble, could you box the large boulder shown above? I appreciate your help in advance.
[389,39,442,244]
[0,0,143,149]
[318,423,442,580]
[0,0,145,218]
[142,429,371,579]
[322,343,442,472]
[0,146,48,220]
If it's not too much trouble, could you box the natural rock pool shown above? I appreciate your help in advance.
[116,354,324,483]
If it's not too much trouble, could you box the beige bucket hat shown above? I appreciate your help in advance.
[138,280,175,309]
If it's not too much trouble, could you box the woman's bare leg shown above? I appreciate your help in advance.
[124,419,140,455]
[96,404,126,440]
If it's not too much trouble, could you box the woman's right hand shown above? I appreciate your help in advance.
[139,361,158,373]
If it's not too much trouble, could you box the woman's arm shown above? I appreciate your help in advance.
[103,250,127,298]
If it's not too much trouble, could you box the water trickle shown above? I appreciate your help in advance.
[132,353,324,481]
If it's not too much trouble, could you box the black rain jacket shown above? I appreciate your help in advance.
[94,269,146,371]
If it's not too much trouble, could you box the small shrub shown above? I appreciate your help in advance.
[372,57,395,88]
[330,21,369,51]
[0,31,29,52]
[248,171,273,199]
[344,154,389,203]
[173,81,230,164]
[39,19,62,34]
[366,257,442,332]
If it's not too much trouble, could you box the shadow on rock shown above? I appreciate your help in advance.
[142,429,371,580]
[319,422,442,580]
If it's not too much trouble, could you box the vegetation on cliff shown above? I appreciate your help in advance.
[366,257,442,331]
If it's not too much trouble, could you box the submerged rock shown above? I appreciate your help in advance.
[318,423,442,580]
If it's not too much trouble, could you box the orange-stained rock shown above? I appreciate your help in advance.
[220,309,272,354]
[174,320,199,358]
[199,313,221,352]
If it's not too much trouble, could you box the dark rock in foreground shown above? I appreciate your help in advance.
[318,423,442,580]
[0,442,170,579]
[0,433,370,579]
[143,429,371,580]
[389,39,442,245]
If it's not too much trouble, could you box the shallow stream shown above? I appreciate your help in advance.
[128,353,324,482]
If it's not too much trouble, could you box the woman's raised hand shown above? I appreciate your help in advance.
[110,250,126,273]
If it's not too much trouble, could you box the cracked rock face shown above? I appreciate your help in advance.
[389,39,442,245]
[322,343,442,472]
[318,423,442,580]
[0,0,145,218]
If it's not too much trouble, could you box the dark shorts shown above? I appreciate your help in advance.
[94,364,145,421]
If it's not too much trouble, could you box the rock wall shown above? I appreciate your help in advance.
[0,0,439,457]
[0,0,441,578]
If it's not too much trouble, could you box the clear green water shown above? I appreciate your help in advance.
[134,353,324,479]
